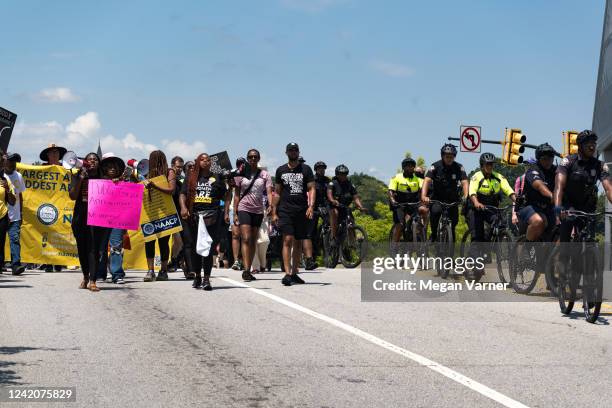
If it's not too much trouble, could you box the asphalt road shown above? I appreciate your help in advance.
[2,266,612,408]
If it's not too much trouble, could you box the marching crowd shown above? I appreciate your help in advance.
[2,129,611,291]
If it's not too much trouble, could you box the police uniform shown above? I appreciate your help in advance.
[557,154,610,242]
[517,164,556,228]
[388,172,422,224]
[468,170,513,242]
[425,160,468,241]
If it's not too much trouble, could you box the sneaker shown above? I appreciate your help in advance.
[157,271,169,281]
[281,275,293,286]
[242,271,256,282]
[192,276,202,289]
[231,260,241,270]
[143,270,156,282]
[54,265,63,272]
[305,257,318,271]
[291,274,305,284]
[202,279,212,291]
[44,265,53,273]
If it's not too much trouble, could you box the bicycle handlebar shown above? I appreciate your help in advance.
[481,204,512,212]
[429,200,460,208]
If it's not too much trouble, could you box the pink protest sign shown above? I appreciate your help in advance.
[87,180,144,230]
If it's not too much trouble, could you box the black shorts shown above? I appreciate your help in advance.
[237,211,264,227]
[392,205,418,224]
[278,210,308,240]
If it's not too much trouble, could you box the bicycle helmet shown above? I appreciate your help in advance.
[314,161,327,170]
[535,143,556,160]
[576,130,598,146]
[402,157,416,168]
[440,143,457,157]
[479,152,496,166]
[335,164,349,176]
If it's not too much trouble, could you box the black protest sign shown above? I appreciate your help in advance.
[210,151,232,174]
[0,106,17,152]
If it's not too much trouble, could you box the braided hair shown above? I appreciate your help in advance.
[148,150,169,179]
[185,153,209,212]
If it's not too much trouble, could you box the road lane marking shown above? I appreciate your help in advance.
[218,277,530,408]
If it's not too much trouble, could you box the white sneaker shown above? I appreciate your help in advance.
[116,278,125,285]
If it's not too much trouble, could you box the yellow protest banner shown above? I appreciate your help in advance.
[5,164,169,271]
[139,175,183,242]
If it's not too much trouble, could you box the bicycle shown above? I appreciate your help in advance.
[545,210,611,323]
[509,223,559,295]
[388,202,428,260]
[429,200,460,279]
[460,204,514,284]
[321,204,368,269]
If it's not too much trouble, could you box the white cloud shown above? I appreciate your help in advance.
[34,87,80,103]
[160,139,207,161]
[10,112,207,164]
[280,0,347,12]
[369,60,414,78]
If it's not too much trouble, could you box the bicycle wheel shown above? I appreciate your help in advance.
[322,228,339,269]
[544,243,561,297]
[547,246,575,314]
[582,245,602,323]
[509,236,538,293]
[412,219,428,260]
[341,225,368,268]
[495,230,514,285]
[459,230,471,258]
[436,222,453,279]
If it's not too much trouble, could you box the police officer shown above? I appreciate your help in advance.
[517,143,557,241]
[421,144,469,242]
[468,153,515,243]
[388,157,428,242]
[308,161,330,259]
[554,130,612,242]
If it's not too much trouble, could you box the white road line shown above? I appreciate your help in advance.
[218,277,530,408]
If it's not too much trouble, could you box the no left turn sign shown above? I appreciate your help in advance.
[460,125,481,153]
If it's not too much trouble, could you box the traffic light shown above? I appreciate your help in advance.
[562,130,578,157]
[502,128,526,165]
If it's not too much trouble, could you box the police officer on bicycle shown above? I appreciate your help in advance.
[421,144,469,242]
[309,161,330,258]
[468,153,516,244]
[327,164,366,246]
[554,130,612,242]
[516,143,557,241]
[388,157,428,242]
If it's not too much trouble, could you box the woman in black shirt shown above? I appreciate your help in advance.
[179,153,230,290]
[69,153,104,292]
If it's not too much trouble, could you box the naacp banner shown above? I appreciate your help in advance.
[139,176,183,242]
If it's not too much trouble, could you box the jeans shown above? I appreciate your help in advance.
[8,220,21,267]
[108,229,125,281]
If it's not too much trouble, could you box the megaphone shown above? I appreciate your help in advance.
[61,151,83,170]
[137,159,149,177]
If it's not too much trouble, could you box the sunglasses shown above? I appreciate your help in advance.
[247,155,259,159]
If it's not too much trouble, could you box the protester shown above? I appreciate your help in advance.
[142,150,177,282]
[0,151,15,274]
[169,156,185,273]
[99,153,128,284]
[69,152,105,291]
[251,189,271,274]
[39,143,66,272]
[179,153,230,290]
[4,153,26,275]
[272,143,315,286]
[234,149,273,281]
[230,158,246,271]
[39,143,66,166]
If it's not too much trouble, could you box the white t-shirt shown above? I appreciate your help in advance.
[6,171,25,222]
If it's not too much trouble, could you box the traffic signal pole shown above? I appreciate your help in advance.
[446,137,563,158]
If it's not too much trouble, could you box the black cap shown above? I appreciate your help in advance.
[7,153,21,163]
[286,143,299,151]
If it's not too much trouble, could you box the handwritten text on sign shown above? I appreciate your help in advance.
[87,180,144,230]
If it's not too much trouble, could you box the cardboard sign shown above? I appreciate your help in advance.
[139,175,183,242]
[209,151,232,175]
[87,180,144,230]
[0,106,17,152]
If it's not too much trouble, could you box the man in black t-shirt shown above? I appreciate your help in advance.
[272,143,315,286]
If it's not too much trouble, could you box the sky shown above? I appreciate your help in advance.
[0,0,606,180]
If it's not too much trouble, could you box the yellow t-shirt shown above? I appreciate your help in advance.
[0,177,15,219]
